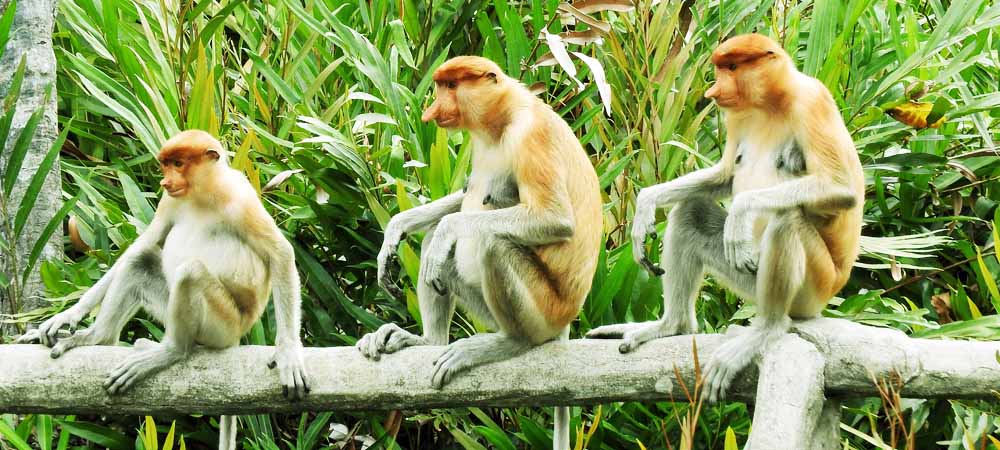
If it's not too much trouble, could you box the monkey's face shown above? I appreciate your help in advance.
[705,68,742,108]
[705,34,787,110]
[159,158,192,197]
[157,143,221,198]
[422,82,462,128]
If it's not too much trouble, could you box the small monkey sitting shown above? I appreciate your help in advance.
[18,130,310,449]
[587,34,865,403]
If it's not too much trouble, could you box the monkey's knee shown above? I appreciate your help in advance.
[172,259,210,290]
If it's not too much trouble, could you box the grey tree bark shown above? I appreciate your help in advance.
[0,0,61,335]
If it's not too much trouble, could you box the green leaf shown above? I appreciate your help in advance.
[21,196,78,286]
[14,121,70,238]
[36,415,53,450]
[449,427,488,450]
[0,420,33,450]
[2,85,51,196]
[0,0,17,56]
[53,419,131,450]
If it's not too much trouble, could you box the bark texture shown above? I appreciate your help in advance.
[0,0,61,330]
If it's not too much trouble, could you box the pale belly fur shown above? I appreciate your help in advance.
[160,215,268,294]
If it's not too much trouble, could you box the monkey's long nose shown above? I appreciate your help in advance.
[421,102,439,123]
[704,83,720,99]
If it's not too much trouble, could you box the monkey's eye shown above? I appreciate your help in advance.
[172,160,183,168]
[728,63,738,71]
[446,81,458,89]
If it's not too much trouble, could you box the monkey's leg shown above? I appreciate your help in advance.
[50,249,167,358]
[703,212,810,403]
[358,226,460,360]
[588,198,755,352]
[430,236,557,389]
[105,259,241,395]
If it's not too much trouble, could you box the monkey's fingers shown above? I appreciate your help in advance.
[640,258,665,276]
[430,279,448,296]
[380,281,406,302]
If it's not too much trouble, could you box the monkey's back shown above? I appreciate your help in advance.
[528,105,603,330]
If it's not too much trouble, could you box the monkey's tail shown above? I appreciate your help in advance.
[552,327,571,450]
[219,415,237,450]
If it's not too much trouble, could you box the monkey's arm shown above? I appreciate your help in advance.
[731,174,857,214]
[377,191,465,300]
[630,164,733,275]
[246,214,310,400]
[17,205,173,346]
[437,204,574,247]
[636,164,733,209]
[723,175,857,271]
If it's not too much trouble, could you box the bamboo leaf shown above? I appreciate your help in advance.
[14,120,70,238]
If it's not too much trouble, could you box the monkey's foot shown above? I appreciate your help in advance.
[132,338,157,350]
[702,335,759,404]
[356,323,427,361]
[105,346,183,395]
[431,333,529,389]
[585,320,693,353]
[49,329,105,359]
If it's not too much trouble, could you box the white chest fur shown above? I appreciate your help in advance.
[160,205,268,291]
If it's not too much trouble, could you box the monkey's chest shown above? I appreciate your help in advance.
[454,174,520,284]
[161,218,268,290]
[731,140,806,194]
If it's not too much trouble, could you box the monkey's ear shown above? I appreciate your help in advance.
[206,149,221,161]
[486,72,497,83]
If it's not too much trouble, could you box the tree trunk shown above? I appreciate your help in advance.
[0,0,61,336]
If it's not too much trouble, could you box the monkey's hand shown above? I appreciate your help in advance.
[631,195,664,276]
[723,198,758,273]
[377,224,406,302]
[419,216,458,295]
[15,309,85,347]
[268,342,310,401]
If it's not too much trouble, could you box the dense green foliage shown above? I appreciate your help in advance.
[2,0,1000,448]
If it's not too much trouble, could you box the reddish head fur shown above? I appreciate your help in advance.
[710,34,784,67]
[423,56,511,137]
[431,56,502,84]
[157,130,223,198]
[705,34,793,111]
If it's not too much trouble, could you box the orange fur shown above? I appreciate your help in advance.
[710,34,864,311]
[428,56,602,335]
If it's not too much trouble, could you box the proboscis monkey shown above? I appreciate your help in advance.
[18,130,310,449]
[356,56,603,449]
[588,34,864,403]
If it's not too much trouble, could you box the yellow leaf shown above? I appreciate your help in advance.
[724,426,739,450]
[635,438,647,450]
[180,436,187,450]
[232,129,261,195]
[395,180,413,211]
[886,101,944,129]
[986,434,1000,450]
[976,247,1000,311]
[144,416,158,450]
[163,421,176,450]
[969,297,983,319]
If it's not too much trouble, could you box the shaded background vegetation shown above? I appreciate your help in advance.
[2,0,1000,448]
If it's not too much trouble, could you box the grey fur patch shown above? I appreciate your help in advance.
[483,175,519,208]
[775,140,806,175]
[133,249,162,276]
